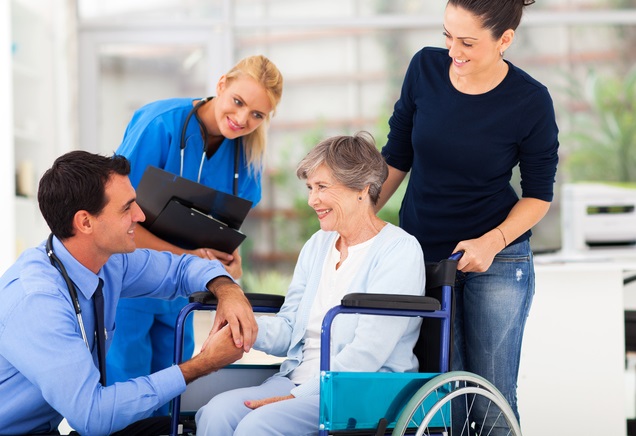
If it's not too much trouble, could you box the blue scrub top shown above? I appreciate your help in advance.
[116,97,262,313]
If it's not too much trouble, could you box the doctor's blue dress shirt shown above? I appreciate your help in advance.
[0,236,230,436]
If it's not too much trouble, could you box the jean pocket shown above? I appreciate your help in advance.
[494,240,532,263]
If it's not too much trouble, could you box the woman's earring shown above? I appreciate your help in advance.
[500,50,504,57]
[358,197,362,200]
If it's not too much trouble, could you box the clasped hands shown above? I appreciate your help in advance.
[197,276,293,407]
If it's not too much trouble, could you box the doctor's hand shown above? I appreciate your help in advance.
[190,247,243,279]
[180,325,243,383]
[206,276,257,352]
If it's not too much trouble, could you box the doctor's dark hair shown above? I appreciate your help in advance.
[447,0,535,38]
[296,131,388,206]
[38,151,131,240]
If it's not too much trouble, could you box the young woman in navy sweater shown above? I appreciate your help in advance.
[378,0,558,431]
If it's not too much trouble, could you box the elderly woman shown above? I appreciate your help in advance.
[195,131,426,435]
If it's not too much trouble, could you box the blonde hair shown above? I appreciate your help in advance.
[224,55,284,174]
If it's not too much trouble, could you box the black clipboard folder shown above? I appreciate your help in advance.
[136,166,253,254]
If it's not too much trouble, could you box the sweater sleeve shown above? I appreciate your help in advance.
[253,235,317,357]
[517,87,560,202]
[382,51,422,172]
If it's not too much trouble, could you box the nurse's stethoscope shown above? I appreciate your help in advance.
[46,233,90,350]
[180,96,240,196]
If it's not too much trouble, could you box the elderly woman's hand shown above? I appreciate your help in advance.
[244,395,295,410]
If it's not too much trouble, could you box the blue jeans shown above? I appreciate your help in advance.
[451,239,534,430]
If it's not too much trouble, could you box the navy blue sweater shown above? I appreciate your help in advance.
[382,47,559,262]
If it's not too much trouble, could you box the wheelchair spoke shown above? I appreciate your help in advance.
[394,372,521,436]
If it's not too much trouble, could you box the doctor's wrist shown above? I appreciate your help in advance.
[207,276,239,297]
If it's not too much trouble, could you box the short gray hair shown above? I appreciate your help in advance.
[296,131,388,205]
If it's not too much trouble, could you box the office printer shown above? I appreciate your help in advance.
[561,183,636,253]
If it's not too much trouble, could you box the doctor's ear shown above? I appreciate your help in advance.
[73,210,94,236]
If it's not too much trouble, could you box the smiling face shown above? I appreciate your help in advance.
[213,74,273,139]
[443,4,512,87]
[91,173,145,258]
[305,164,362,235]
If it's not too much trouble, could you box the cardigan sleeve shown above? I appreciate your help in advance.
[253,234,321,357]
[291,229,425,398]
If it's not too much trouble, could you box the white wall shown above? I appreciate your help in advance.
[6,0,69,263]
[0,0,16,273]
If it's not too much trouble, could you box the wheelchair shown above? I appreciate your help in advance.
[169,252,521,436]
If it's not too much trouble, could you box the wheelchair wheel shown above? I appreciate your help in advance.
[391,371,522,436]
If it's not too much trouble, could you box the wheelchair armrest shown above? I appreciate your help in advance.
[341,293,441,311]
[189,291,285,309]
[189,291,218,304]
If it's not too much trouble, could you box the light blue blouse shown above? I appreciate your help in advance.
[254,223,426,398]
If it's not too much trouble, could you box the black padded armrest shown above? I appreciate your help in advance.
[341,293,440,311]
[189,291,285,309]
[189,291,211,304]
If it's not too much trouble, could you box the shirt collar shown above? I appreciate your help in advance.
[49,235,103,299]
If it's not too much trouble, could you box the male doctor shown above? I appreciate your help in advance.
[0,151,256,435]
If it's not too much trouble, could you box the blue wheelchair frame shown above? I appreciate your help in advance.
[318,252,461,434]
[170,252,461,436]
[170,293,284,436]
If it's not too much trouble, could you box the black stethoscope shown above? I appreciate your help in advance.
[46,233,90,350]
[180,97,240,196]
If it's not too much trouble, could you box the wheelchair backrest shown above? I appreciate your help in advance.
[413,258,458,373]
